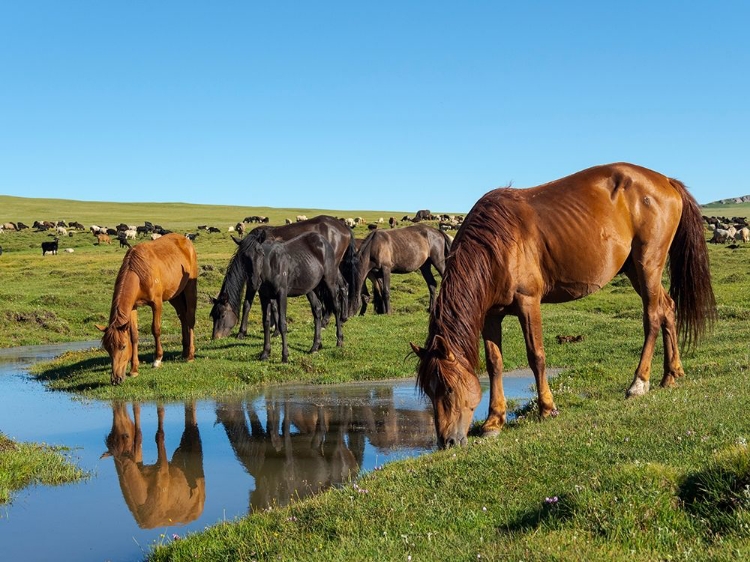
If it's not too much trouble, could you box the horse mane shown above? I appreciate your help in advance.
[108,248,152,328]
[221,242,251,315]
[419,188,523,391]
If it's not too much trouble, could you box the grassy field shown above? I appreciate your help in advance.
[1,196,749,560]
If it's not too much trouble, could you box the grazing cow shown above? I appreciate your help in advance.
[42,238,59,255]
[97,233,112,245]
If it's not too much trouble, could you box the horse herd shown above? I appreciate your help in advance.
[97,163,722,449]
[98,217,452,383]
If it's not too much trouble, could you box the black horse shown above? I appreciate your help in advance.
[211,215,358,339]
[355,224,452,314]
[212,231,346,363]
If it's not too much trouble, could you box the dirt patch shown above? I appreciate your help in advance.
[4,310,71,333]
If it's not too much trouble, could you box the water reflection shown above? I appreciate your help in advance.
[102,402,205,529]
[216,386,436,512]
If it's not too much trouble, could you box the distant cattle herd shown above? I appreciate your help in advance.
[0,209,746,260]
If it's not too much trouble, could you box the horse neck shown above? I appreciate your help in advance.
[109,270,141,327]
[428,241,492,370]
[222,250,249,315]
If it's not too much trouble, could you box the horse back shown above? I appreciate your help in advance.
[131,233,198,302]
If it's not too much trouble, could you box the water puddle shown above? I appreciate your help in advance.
[0,341,539,561]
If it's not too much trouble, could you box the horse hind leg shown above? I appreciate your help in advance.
[419,262,438,312]
[659,290,685,388]
[307,291,324,354]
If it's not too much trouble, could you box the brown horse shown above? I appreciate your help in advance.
[355,223,452,315]
[412,163,716,448]
[96,233,198,385]
[102,402,205,529]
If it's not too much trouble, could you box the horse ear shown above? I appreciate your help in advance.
[100,451,112,460]
[95,324,107,332]
[231,235,241,245]
[433,335,456,363]
[410,342,425,359]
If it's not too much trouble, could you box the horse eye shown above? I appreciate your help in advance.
[119,345,127,351]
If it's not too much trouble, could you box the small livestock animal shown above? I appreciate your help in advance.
[207,226,221,233]
[735,227,750,243]
[249,232,345,362]
[210,215,359,339]
[96,233,198,385]
[389,217,398,228]
[102,402,205,529]
[235,222,245,237]
[117,234,132,249]
[3,222,17,231]
[296,215,308,222]
[150,232,162,240]
[0,246,3,256]
[41,238,59,255]
[96,233,111,245]
[413,163,716,448]
[355,223,452,315]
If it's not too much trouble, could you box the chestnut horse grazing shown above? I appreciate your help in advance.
[413,163,716,448]
[97,233,198,385]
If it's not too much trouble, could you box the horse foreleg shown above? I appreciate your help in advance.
[307,291,324,354]
[482,314,506,436]
[150,300,164,368]
[237,285,255,339]
[259,295,272,360]
[129,309,140,377]
[419,262,438,313]
[278,293,289,363]
[517,297,557,417]
[155,404,167,468]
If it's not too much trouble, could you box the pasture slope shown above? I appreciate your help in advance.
[1,195,749,561]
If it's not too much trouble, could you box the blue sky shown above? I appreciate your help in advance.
[1,2,748,212]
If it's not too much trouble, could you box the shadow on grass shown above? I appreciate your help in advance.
[498,493,577,533]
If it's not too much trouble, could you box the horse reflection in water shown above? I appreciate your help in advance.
[216,390,435,511]
[102,402,205,529]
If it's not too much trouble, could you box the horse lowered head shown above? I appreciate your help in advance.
[97,322,135,385]
[209,294,238,339]
[411,335,482,448]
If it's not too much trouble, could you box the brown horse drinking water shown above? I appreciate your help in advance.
[97,233,198,385]
[412,163,716,448]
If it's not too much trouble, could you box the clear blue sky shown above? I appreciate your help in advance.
[1,2,748,212]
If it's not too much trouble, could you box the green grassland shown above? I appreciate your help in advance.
[1,196,749,560]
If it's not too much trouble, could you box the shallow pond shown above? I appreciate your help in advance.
[0,341,539,562]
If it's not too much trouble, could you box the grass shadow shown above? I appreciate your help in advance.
[498,493,577,533]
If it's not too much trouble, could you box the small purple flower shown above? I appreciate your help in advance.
[544,496,559,505]
[172,534,180,541]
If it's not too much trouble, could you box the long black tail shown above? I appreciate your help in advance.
[668,178,717,349]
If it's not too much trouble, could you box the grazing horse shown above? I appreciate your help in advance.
[102,402,205,528]
[412,163,716,448]
[245,232,344,362]
[355,223,452,315]
[210,215,358,338]
[96,233,198,385]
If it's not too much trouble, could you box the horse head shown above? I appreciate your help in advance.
[96,321,134,385]
[411,335,482,448]
[209,293,238,339]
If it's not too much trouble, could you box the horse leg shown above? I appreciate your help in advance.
[323,276,344,347]
[278,293,289,363]
[381,267,392,314]
[129,309,140,377]
[307,291,324,354]
[150,299,164,368]
[170,291,196,362]
[623,252,677,397]
[271,299,281,337]
[481,314,506,436]
[237,285,255,339]
[419,262,438,313]
[259,295,272,360]
[517,297,557,417]
[155,404,167,467]
[358,277,371,316]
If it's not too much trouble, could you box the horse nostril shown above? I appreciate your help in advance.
[445,437,456,448]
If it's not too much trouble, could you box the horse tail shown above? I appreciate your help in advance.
[439,229,453,258]
[340,229,360,314]
[668,178,717,349]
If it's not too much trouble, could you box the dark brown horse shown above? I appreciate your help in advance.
[412,163,716,448]
[355,224,452,315]
[210,215,358,338]
[96,233,198,385]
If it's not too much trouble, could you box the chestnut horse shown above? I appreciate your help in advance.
[97,233,198,385]
[412,163,716,448]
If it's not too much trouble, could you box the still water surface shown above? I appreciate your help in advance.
[0,341,538,562]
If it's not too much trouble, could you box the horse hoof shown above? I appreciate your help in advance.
[626,379,649,398]
[236,333,245,340]
[481,428,502,439]
[152,359,162,368]
[259,353,269,361]
[128,371,139,378]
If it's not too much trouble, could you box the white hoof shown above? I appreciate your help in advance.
[152,359,162,368]
[627,378,649,397]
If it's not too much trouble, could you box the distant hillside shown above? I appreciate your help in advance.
[705,195,750,205]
